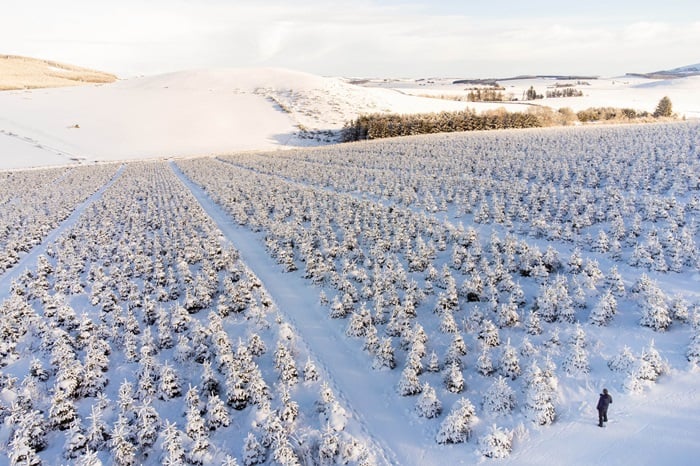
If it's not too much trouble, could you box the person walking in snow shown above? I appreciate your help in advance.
[597,388,612,427]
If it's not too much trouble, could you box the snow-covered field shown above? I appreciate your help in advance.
[1,118,699,465]
[2,67,700,170]
[362,74,700,120]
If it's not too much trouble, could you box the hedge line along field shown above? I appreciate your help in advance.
[1,120,699,465]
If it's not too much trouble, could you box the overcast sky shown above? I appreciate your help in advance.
[3,0,699,78]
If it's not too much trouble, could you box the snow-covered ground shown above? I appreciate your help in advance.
[2,67,699,170]
[362,74,700,119]
[0,68,472,168]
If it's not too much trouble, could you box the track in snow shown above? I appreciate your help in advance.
[0,165,125,297]
[171,161,467,466]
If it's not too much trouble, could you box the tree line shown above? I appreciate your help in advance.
[341,109,541,141]
[341,97,675,142]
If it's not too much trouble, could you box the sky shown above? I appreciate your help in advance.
[3,0,700,78]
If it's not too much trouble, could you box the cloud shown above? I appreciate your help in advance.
[2,0,699,77]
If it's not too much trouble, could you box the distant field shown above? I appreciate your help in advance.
[0,54,117,90]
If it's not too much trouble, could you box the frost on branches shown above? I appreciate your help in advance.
[478,424,513,458]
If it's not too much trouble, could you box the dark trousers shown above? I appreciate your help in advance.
[598,408,608,426]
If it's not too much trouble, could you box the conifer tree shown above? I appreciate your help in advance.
[398,365,422,396]
[563,325,590,375]
[608,346,637,374]
[427,351,441,372]
[161,421,186,465]
[86,402,110,451]
[242,432,266,466]
[589,289,617,326]
[303,357,320,382]
[477,344,496,376]
[444,361,465,393]
[158,362,182,399]
[110,416,136,466]
[525,310,542,335]
[319,424,340,465]
[8,434,42,466]
[653,96,673,117]
[523,362,556,425]
[49,388,78,431]
[372,337,396,370]
[641,340,668,381]
[135,399,160,451]
[478,319,500,347]
[416,382,442,418]
[205,393,231,430]
[639,280,672,331]
[482,376,515,416]
[498,341,521,380]
[200,360,220,396]
[186,399,211,465]
[13,408,48,455]
[271,435,301,466]
[478,424,513,458]
[435,397,477,444]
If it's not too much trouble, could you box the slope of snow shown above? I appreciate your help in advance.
[0,68,479,169]
[0,79,298,164]
[0,130,75,168]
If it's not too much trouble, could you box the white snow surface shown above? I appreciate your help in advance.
[0,67,470,168]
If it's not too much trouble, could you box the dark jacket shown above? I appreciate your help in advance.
[597,393,612,411]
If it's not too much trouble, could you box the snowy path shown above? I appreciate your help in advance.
[171,162,468,466]
[0,165,124,298]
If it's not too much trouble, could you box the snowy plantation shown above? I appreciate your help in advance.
[1,121,700,465]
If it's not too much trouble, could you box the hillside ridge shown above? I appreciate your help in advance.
[0,54,117,90]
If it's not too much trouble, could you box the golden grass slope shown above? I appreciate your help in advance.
[0,54,117,90]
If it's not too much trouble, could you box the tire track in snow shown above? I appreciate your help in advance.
[0,164,125,297]
[171,161,457,466]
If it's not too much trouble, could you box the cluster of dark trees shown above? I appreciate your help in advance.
[466,88,507,102]
[523,86,543,100]
[341,109,541,141]
[546,88,583,98]
[576,107,651,122]
[342,97,675,141]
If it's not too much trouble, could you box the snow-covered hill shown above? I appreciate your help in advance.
[0,67,473,169]
[627,63,700,78]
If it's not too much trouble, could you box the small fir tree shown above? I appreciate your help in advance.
[482,376,515,416]
[436,397,477,444]
[444,362,465,394]
[653,96,673,117]
[416,382,442,418]
[478,425,513,458]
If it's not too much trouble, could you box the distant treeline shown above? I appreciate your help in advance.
[576,107,650,122]
[341,109,541,141]
[341,103,670,142]
[546,88,584,98]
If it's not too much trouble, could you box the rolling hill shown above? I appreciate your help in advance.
[0,54,117,91]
